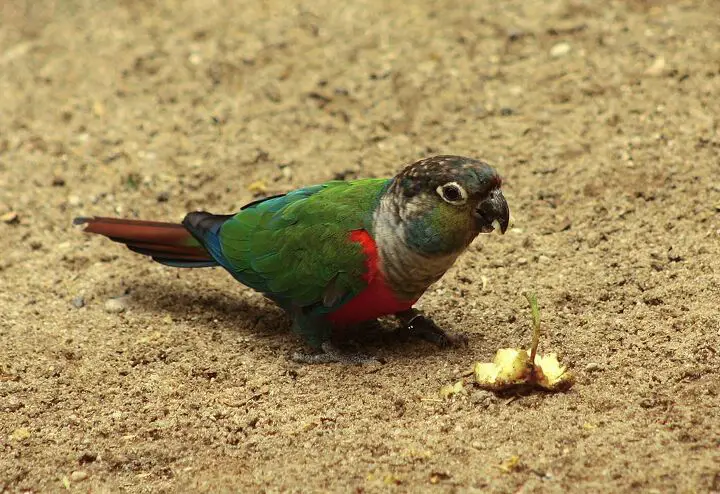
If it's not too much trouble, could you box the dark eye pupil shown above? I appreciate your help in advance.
[443,185,461,201]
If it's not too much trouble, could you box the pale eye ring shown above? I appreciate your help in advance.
[437,182,468,204]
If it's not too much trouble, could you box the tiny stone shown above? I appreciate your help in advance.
[500,107,514,116]
[585,362,602,372]
[10,428,31,441]
[1,211,19,224]
[72,296,85,309]
[639,398,655,409]
[550,42,572,57]
[68,195,82,207]
[156,191,170,202]
[644,56,665,76]
[104,298,127,314]
[586,232,601,248]
[52,176,66,186]
[517,257,528,265]
[5,397,23,412]
[538,255,551,264]
[507,28,525,41]
[70,471,88,482]
[470,390,493,407]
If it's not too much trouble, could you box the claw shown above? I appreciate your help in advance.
[400,310,469,348]
[291,342,381,365]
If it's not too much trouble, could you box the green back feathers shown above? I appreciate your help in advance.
[217,178,390,308]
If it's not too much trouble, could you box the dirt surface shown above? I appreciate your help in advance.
[1,0,719,492]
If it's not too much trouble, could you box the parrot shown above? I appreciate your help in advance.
[74,155,510,364]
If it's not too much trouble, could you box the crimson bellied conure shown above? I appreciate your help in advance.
[75,155,510,363]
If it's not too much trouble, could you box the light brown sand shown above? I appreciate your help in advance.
[1,0,719,491]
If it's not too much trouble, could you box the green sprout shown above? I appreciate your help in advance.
[524,292,541,365]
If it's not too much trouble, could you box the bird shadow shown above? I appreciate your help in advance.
[126,281,290,339]
[113,281,456,360]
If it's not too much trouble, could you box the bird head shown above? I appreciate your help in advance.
[386,155,510,255]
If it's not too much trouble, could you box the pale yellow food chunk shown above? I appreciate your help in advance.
[474,348,573,391]
[474,348,532,388]
[532,352,574,390]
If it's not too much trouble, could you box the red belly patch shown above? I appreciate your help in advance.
[327,230,417,327]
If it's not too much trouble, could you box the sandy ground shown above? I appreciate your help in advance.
[1,0,719,492]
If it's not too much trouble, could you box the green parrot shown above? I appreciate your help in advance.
[74,155,510,363]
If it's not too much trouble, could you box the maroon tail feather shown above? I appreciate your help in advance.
[73,216,216,266]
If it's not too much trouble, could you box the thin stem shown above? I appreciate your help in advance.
[525,292,541,364]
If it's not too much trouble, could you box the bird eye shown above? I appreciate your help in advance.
[437,182,468,204]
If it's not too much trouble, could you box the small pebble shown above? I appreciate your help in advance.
[1,211,19,224]
[517,257,528,265]
[10,428,31,441]
[68,195,82,207]
[5,397,23,412]
[586,232,601,248]
[156,191,170,202]
[72,296,85,309]
[644,56,665,76]
[52,177,66,187]
[538,255,551,264]
[507,28,525,42]
[550,42,572,57]
[104,298,127,314]
[70,471,88,482]
[584,362,602,372]
[470,390,493,407]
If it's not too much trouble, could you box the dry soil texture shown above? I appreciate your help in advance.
[1,0,719,492]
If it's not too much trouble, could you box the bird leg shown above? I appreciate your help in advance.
[291,342,379,365]
[395,308,469,347]
[289,312,380,365]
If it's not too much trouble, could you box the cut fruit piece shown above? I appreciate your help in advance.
[474,348,574,391]
[473,292,574,392]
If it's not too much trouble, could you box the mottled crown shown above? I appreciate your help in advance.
[390,155,502,199]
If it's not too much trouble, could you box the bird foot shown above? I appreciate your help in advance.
[291,342,381,365]
[399,310,469,348]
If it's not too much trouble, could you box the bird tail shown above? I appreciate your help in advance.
[73,216,219,268]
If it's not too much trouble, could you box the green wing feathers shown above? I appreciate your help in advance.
[218,178,389,308]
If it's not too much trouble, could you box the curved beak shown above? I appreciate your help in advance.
[475,189,510,234]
